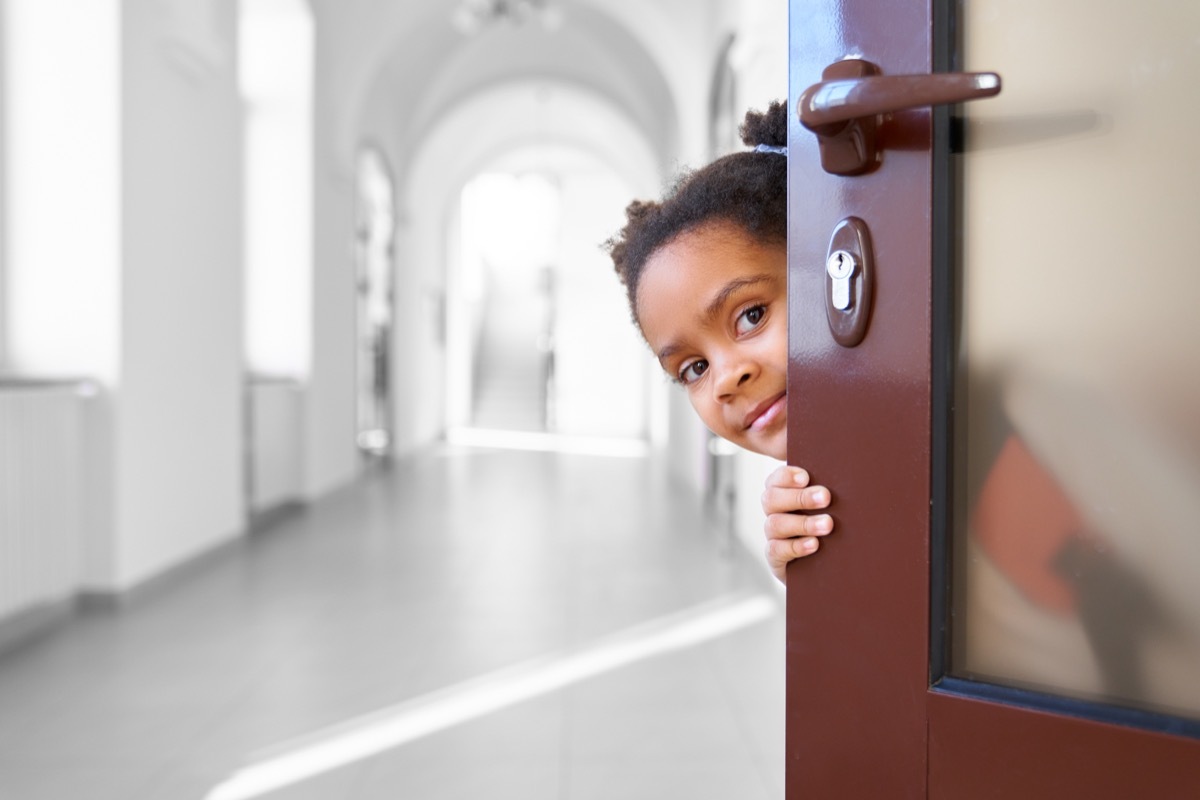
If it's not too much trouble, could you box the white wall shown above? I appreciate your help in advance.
[306,9,363,497]
[112,0,245,589]
[552,164,654,439]
[726,0,789,115]
[247,380,304,513]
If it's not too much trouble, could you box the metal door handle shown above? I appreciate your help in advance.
[797,60,1001,175]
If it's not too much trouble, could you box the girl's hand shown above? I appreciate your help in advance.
[761,465,833,583]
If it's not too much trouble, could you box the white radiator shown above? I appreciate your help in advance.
[0,381,90,625]
[246,378,304,515]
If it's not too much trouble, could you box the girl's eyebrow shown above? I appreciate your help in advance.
[703,275,774,323]
[656,344,681,367]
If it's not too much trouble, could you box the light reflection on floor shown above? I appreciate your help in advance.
[207,594,776,799]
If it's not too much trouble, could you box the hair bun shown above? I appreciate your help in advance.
[623,199,659,225]
[739,100,787,149]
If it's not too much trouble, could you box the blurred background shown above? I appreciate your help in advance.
[0,0,791,797]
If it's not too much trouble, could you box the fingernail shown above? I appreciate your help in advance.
[814,515,833,534]
[812,487,829,505]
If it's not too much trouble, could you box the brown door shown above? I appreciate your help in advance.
[785,1,1200,797]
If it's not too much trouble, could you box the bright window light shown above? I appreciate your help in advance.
[239,0,313,378]
[2,0,120,380]
[463,172,561,273]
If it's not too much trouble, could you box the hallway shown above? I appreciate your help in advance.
[0,446,784,799]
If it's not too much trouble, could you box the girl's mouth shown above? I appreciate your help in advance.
[745,392,786,431]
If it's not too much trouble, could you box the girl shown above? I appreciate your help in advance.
[606,100,832,583]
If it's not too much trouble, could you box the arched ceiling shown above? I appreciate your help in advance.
[403,79,661,222]
[347,0,691,186]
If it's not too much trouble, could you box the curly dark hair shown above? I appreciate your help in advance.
[605,100,788,326]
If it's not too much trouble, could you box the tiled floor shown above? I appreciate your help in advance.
[0,444,784,799]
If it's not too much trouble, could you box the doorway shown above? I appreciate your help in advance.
[448,147,653,448]
[354,147,396,458]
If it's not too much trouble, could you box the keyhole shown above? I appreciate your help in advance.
[826,250,856,311]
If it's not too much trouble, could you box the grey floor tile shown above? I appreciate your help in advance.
[354,753,562,800]
[565,755,773,800]
[0,447,785,800]
[0,761,152,800]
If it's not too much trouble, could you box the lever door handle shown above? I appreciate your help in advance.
[797,60,1001,175]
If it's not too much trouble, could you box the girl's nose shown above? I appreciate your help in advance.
[715,361,755,402]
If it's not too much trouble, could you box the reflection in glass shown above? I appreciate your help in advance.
[951,0,1200,720]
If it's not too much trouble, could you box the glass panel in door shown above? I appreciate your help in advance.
[951,0,1200,720]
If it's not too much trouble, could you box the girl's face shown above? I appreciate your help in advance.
[636,221,788,461]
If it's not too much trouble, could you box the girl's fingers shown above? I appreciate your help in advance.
[765,465,810,490]
[761,484,831,515]
[761,466,834,583]
[765,511,833,541]
[765,535,822,581]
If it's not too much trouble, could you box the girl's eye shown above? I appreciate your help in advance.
[735,304,767,335]
[678,359,708,385]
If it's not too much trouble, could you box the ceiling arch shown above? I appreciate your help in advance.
[402,78,661,222]
[348,1,682,186]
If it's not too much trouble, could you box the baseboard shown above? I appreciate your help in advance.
[79,530,249,611]
[0,598,75,657]
[248,499,306,534]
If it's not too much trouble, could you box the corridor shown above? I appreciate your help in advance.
[0,445,784,799]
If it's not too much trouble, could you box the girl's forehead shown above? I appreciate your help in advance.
[635,225,785,341]
[640,225,784,297]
